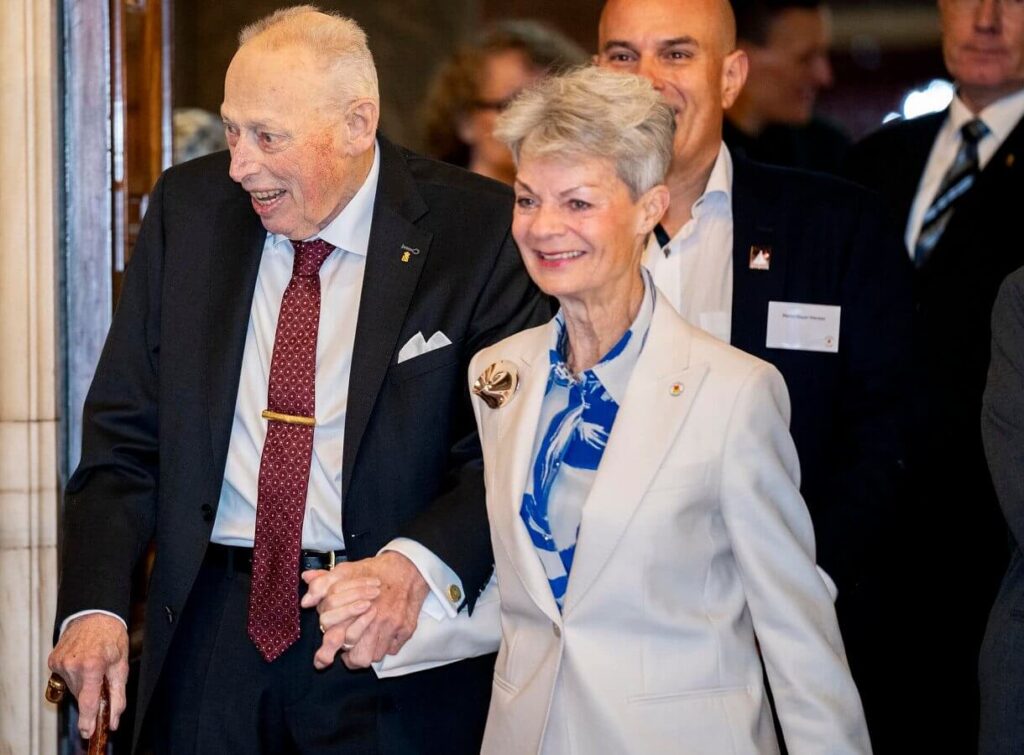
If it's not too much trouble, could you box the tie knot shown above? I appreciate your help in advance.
[961,119,990,145]
[290,238,335,277]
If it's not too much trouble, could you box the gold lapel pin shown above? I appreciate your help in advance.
[400,244,420,263]
[1007,154,1016,168]
[749,245,772,271]
[473,360,519,408]
[670,382,684,397]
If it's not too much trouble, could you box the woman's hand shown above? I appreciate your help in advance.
[301,570,380,669]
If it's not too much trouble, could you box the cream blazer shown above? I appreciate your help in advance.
[380,297,871,754]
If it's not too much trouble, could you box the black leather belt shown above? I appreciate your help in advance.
[206,543,347,573]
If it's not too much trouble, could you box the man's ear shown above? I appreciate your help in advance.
[721,49,749,110]
[345,98,379,153]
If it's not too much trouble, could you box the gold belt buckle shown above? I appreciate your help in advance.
[327,550,336,571]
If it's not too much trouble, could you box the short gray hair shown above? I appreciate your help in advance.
[494,66,675,198]
[238,5,379,106]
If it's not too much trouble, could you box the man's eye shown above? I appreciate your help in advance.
[665,50,691,61]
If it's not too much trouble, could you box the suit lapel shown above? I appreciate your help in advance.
[730,156,789,358]
[483,326,563,624]
[342,138,433,500]
[562,301,708,614]
[207,183,268,479]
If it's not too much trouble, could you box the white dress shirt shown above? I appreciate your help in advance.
[642,143,734,343]
[905,87,1024,255]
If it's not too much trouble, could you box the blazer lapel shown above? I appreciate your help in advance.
[482,326,563,624]
[730,156,789,358]
[207,182,268,480]
[342,137,433,500]
[562,301,708,614]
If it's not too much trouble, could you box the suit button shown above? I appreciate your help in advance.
[552,623,561,639]
[200,504,214,522]
[164,605,175,624]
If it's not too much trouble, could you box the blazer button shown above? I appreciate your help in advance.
[200,503,214,522]
[552,623,561,639]
[164,605,175,624]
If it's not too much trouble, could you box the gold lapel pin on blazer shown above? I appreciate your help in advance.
[1007,153,1016,168]
[400,244,420,263]
[749,245,772,271]
[473,360,519,408]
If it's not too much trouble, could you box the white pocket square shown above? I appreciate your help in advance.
[397,331,452,364]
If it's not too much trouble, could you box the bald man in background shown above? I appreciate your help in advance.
[596,0,912,749]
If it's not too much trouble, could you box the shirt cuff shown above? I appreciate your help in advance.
[59,609,128,638]
[380,537,464,621]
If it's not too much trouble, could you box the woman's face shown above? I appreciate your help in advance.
[512,151,665,308]
[460,50,540,182]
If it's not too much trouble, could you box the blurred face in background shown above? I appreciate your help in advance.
[460,49,541,183]
[597,0,747,185]
[735,6,834,129]
[940,0,1024,111]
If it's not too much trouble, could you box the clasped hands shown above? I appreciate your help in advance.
[301,550,430,671]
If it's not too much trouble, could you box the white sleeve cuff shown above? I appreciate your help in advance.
[379,537,465,620]
[59,609,128,638]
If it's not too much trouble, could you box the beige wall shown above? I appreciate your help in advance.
[0,0,59,752]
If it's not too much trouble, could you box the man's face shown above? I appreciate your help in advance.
[222,44,370,239]
[597,0,747,180]
[741,7,834,126]
[940,0,1024,109]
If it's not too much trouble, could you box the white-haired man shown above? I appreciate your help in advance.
[47,6,547,753]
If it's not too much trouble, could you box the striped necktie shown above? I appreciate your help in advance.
[914,118,990,266]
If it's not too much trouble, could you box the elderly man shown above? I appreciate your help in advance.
[847,0,1024,749]
[47,6,546,753]
[725,0,848,174]
[595,0,912,748]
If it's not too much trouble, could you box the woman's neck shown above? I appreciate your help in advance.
[559,272,645,374]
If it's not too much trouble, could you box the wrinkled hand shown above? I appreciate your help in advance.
[47,614,129,739]
[302,551,430,670]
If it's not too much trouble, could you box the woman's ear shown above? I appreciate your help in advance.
[637,184,671,236]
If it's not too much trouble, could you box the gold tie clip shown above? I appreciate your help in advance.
[261,409,316,427]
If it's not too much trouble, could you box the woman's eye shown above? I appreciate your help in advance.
[516,196,536,209]
[569,199,591,211]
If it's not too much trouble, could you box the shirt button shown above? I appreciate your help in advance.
[447,585,462,604]
[552,623,561,639]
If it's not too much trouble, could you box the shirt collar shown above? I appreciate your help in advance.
[950,88,1024,146]
[269,138,381,256]
[549,270,656,405]
[691,142,733,218]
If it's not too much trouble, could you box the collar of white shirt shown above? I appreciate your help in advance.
[267,138,382,255]
[947,87,1024,154]
[691,142,733,219]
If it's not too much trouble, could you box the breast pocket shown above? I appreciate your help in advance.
[388,341,462,384]
[646,460,714,494]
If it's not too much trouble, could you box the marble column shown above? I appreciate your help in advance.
[0,0,59,752]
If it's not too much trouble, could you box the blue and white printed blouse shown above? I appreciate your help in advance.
[519,273,656,609]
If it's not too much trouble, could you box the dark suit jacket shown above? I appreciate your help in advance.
[847,109,1024,749]
[979,266,1024,755]
[55,136,549,748]
[729,156,914,593]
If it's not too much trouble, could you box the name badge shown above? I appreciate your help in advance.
[766,301,840,353]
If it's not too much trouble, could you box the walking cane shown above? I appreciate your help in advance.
[45,672,111,754]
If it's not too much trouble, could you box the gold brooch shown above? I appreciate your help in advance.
[472,360,519,409]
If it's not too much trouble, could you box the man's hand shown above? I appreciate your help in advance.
[302,551,430,670]
[47,614,129,739]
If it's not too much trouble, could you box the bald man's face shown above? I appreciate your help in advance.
[597,0,747,180]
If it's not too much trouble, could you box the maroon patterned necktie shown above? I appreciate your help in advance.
[247,238,335,662]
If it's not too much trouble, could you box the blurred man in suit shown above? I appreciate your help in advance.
[847,0,1024,748]
[596,0,912,748]
[725,0,849,173]
[47,7,546,753]
[980,266,1024,755]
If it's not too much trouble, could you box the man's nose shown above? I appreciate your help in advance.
[974,0,1002,31]
[228,138,256,184]
[635,57,666,91]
